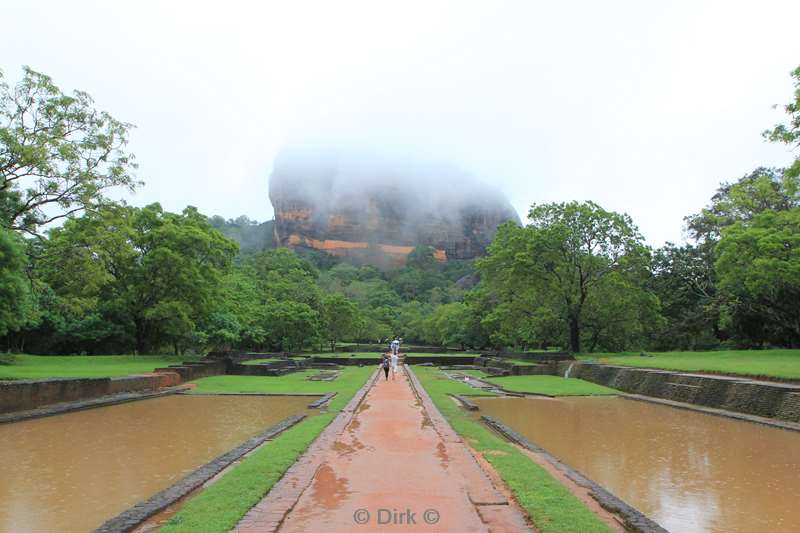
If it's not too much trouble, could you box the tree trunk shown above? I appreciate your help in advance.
[569,315,581,354]
[134,318,147,355]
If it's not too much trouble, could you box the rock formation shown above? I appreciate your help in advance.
[269,147,520,268]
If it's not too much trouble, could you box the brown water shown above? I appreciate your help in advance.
[475,396,800,533]
[0,395,314,533]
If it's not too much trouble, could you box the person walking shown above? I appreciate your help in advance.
[390,350,399,380]
[390,337,400,356]
[380,353,391,381]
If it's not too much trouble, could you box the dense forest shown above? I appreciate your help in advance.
[2,65,799,355]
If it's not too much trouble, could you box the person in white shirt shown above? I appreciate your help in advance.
[390,351,399,380]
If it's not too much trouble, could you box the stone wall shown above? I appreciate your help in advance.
[310,355,478,366]
[1,359,224,415]
[0,373,182,414]
[108,375,160,395]
[153,360,226,382]
[482,351,574,362]
[0,378,109,414]
[228,360,307,376]
[559,362,800,423]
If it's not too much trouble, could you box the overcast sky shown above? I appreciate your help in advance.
[3,0,799,245]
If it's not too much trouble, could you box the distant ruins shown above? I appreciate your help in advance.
[268,147,521,268]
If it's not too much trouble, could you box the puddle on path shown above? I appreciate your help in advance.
[310,463,351,509]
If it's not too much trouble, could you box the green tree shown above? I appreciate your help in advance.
[649,243,720,350]
[0,229,33,337]
[0,67,139,235]
[580,271,662,352]
[353,309,393,344]
[35,203,237,354]
[686,167,799,242]
[247,248,321,308]
[205,266,267,351]
[424,302,470,348]
[715,208,800,347]
[320,293,359,351]
[764,64,800,178]
[479,202,653,353]
[208,215,275,253]
[343,279,402,308]
[392,301,433,343]
[261,300,319,351]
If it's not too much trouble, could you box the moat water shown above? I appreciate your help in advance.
[474,395,800,533]
[0,395,314,533]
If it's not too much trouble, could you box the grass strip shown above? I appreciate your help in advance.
[158,414,333,533]
[414,366,612,533]
[158,367,373,532]
[240,358,282,365]
[0,354,195,379]
[190,369,372,408]
[458,370,618,396]
[583,349,800,380]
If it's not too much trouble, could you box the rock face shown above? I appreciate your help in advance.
[269,147,520,268]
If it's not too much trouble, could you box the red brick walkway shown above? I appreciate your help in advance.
[233,367,531,532]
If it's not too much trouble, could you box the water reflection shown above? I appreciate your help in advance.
[474,396,800,533]
[0,395,313,533]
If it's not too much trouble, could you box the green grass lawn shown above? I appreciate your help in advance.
[584,349,800,380]
[0,354,194,380]
[191,368,373,408]
[414,366,612,533]
[313,352,382,359]
[457,369,617,396]
[159,366,374,533]
[240,358,281,365]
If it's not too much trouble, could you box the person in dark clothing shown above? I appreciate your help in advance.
[381,353,391,380]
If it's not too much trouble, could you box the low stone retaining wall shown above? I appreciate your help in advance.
[228,362,305,376]
[108,375,159,395]
[475,356,560,376]
[0,373,184,414]
[511,364,558,376]
[482,351,574,362]
[0,386,187,425]
[407,355,477,365]
[337,344,479,354]
[310,355,478,366]
[1,377,106,414]
[560,362,800,424]
[153,360,226,382]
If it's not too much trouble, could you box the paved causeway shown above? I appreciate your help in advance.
[233,366,531,532]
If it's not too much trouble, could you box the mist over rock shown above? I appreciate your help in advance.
[269,147,521,268]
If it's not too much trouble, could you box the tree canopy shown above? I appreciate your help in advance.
[30,203,237,354]
[0,67,139,236]
[478,201,654,353]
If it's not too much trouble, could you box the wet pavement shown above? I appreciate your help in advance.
[235,368,531,532]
